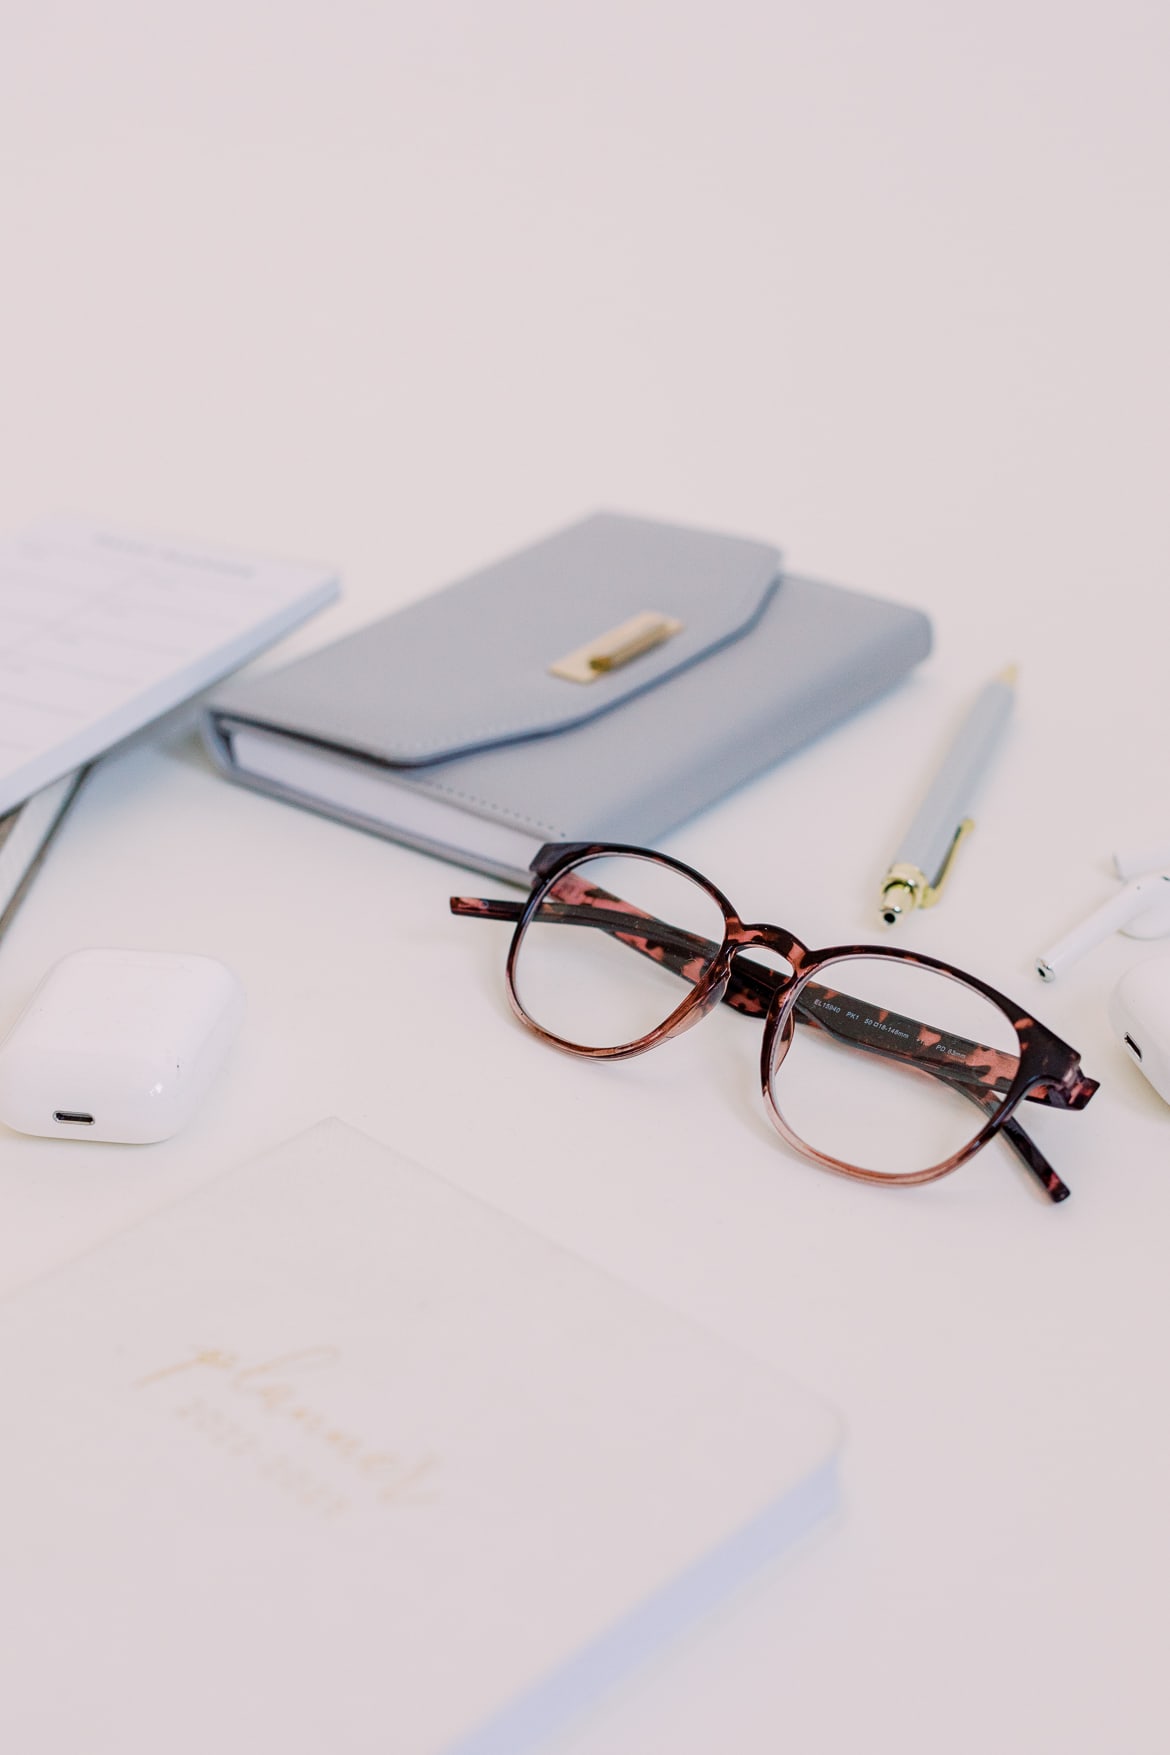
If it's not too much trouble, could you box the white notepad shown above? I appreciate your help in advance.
[0,1120,841,1755]
[0,515,338,815]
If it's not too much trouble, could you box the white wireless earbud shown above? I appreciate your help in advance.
[1035,871,1170,981]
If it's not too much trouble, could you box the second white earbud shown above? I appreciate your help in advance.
[1036,871,1170,981]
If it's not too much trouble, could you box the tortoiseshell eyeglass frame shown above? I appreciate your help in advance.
[452,841,1099,1204]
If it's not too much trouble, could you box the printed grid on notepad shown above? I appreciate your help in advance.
[0,525,305,766]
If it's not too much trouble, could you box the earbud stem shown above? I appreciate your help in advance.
[1036,874,1170,980]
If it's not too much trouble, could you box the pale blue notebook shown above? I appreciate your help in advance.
[204,511,931,880]
[0,1120,841,1755]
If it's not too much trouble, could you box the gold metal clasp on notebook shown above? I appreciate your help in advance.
[549,611,684,684]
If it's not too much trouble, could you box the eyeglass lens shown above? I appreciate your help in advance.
[770,955,1021,1176]
[512,854,726,1050]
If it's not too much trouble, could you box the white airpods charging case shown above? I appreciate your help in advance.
[1109,956,1170,1107]
[0,948,244,1143]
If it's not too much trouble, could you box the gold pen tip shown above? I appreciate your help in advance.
[999,663,1019,686]
[879,879,918,926]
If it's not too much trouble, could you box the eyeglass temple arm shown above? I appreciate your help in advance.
[449,895,1085,1111]
[724,953,1096,1110]
[971,1095,1071,1203]
[451,897,531,922]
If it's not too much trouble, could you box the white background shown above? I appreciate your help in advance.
[1,5,1169,1751]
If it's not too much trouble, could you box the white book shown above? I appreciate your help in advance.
[0,1119,841,1755]
[0,515,338,816]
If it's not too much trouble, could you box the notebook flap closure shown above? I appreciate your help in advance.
[217,512,782,768]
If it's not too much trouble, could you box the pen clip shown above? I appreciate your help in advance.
[921,817,975,908]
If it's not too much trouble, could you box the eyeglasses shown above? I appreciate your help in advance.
[452,841,1098,1202]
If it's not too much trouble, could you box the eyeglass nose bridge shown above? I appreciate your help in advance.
[720,923,808,1024]
[734,921,808,973]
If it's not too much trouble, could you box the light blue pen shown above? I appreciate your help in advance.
[878,665,1017,926]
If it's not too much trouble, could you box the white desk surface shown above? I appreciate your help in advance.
[2,5,1168,1750]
